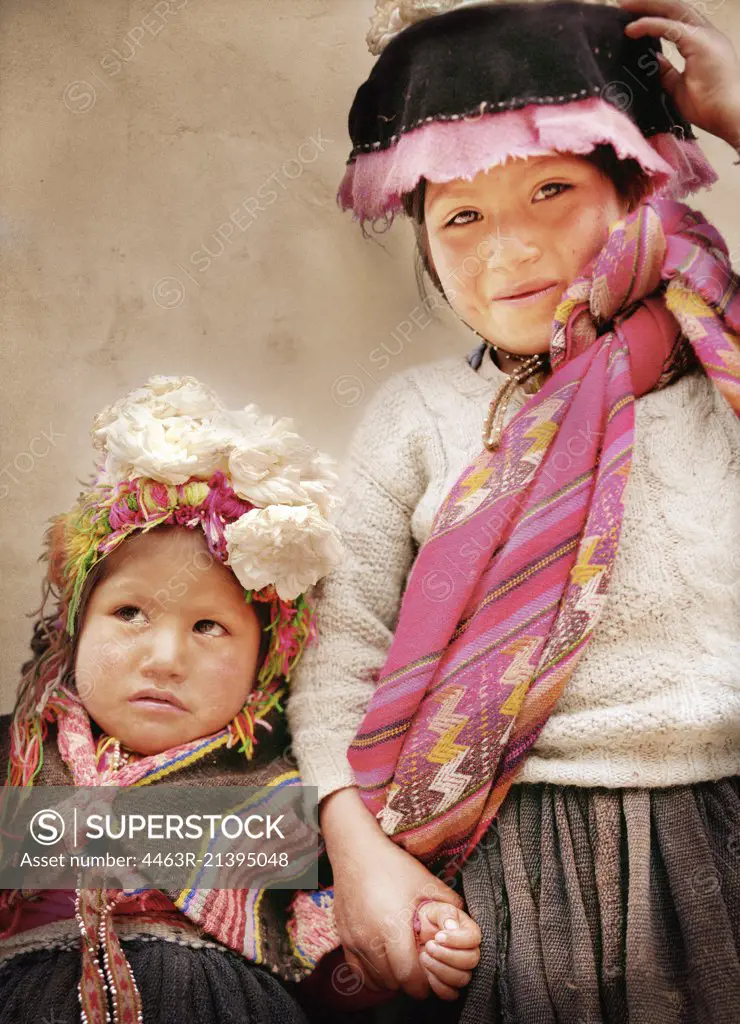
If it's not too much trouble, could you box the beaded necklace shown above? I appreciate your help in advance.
[94,734,136,774]
[74,734,144,1022]
[482,351,547,451]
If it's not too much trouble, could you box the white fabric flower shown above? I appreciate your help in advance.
[98,405,230,485]
[94,376,224,433]
[92,376,229,485]
[222,406,340,518]
[224,505,345,602]
[89,374,343,595]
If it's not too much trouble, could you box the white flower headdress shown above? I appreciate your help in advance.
[88,375,344,604]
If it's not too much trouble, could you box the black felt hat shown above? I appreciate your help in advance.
[338,1,717,222]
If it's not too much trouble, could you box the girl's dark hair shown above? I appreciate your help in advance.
[401,144,653,296]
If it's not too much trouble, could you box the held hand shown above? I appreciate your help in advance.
[333,834,463,999]
[618,0,740,146]
[415,901,482,1002]
[321,787,463,999]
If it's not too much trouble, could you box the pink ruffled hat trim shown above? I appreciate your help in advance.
[337,97,718,223]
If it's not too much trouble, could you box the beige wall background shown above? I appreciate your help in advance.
[1,0,739,710]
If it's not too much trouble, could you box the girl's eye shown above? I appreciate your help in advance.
[194,619,227,637]
[535,182,573,201]
[115,605,146,625]
[445,209,481,228]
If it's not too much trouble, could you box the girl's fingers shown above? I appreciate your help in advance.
[654,50,683,93]
[385,929,432,1001]
[624,17,712,58]
[423,968,460,1002]
[420,951,473,989]
[418,902,475,936]
[618,0,708,28]
[424,940,481,971]
[434,922,482,950]
[415,900,449,936]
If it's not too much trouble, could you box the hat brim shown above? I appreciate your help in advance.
[338,97,718,223]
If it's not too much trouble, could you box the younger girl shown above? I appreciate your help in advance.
[0,375,348,1024]
[289,1,740,1020]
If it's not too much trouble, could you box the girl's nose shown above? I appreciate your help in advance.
[139,624,187,683]
[480,227,540,269]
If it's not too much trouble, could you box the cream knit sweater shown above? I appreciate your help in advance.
[288,353,740,801]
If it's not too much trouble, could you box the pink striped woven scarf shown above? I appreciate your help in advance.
[347,197,740,874]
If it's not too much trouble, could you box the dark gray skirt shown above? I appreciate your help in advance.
[460,776,740,1024]
[0,937,309,1024]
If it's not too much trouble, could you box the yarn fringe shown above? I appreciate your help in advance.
[4,473,320,791]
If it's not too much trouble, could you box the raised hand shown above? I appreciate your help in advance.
[619,0,740,147]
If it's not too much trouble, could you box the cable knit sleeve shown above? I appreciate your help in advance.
[286,373,430,803]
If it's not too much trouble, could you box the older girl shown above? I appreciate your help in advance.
[288,1,740,1020]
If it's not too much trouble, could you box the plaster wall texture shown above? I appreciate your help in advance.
[1,0,739,708]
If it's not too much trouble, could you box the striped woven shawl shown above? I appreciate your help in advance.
[347,197,740,874]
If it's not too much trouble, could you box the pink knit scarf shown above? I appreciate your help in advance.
[347,197,740,873]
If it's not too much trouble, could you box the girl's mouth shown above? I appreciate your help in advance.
[131,698,185,713]
[495,283,561,307]
[130,689,187,713]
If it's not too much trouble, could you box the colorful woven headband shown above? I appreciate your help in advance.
[338,0,718,222]
[9,376,344,783]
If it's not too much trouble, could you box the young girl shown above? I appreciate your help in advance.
[288,1,740,1020]
[0,375,351,1024]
